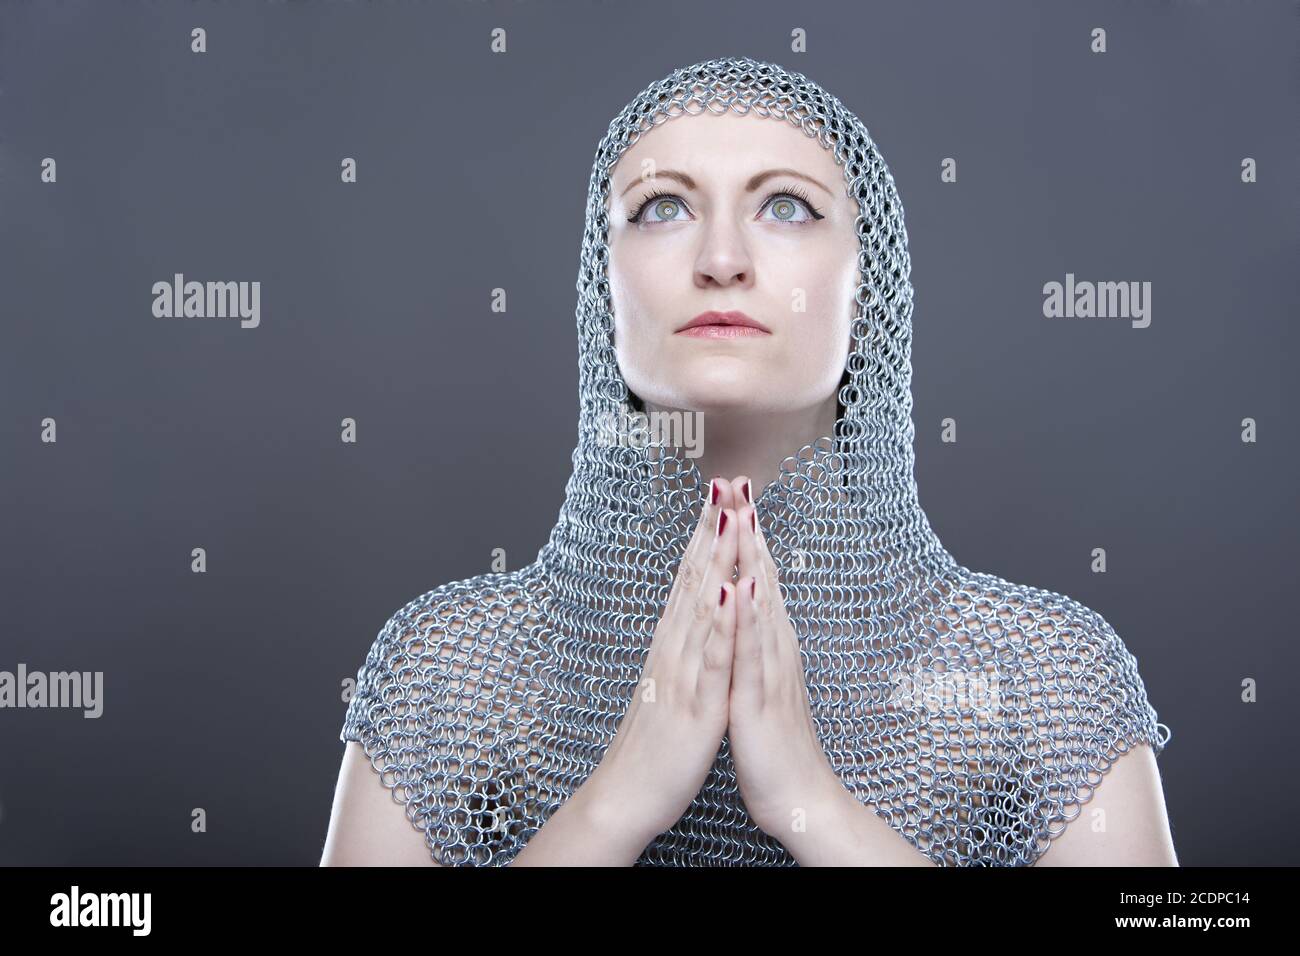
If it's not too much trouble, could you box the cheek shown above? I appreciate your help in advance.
[611,243,672,337]
[609,254,656,378]
[608,249,636,336]
[786,248,858,362]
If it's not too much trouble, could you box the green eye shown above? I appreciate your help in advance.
[652,198,681,221]
[628,190,690,224]
[763,193,815,222]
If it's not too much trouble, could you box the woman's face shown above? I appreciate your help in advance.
[607,111,861,418]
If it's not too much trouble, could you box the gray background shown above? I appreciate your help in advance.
[1,0,1295,865]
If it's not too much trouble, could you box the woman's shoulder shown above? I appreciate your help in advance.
[933,565,1170,755]
[940,566,1143,659]
[339,563,545,745]
[374,564,544,649]
[912,566,1171,866]
[335,564,546,866]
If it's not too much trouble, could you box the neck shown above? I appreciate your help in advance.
[642,393,839,498]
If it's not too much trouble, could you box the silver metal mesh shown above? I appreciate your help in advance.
[340,56,1170,866]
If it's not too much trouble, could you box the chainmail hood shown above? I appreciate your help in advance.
[341,56,1170,866]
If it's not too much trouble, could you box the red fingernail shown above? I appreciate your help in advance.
[743,479,752,503]
[717,510,728,535]
[710,478,720,505]
[719,584,727,606]
[750,579,756,598]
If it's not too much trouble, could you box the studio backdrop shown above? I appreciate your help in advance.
[0,0,1296,865]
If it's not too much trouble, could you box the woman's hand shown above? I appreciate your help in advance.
[584,476,741,848]
[724,476,848,840]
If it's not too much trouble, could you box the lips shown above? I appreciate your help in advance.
[675,310,771,334]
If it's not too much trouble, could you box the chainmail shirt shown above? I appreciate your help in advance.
[340,56,1171,866]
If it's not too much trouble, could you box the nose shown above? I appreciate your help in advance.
[693,218,755,289]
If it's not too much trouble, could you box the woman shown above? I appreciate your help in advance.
[321,57,1175,867]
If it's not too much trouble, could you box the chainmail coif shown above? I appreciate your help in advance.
[340,56,1170,866]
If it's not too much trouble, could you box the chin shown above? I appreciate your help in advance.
[656,379,764,414]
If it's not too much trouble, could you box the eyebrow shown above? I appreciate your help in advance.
[617,167,833,199]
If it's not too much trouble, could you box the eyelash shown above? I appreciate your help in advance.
[626,184,825,224]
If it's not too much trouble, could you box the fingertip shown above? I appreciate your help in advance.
[739,575,756,610]
[719,506,736,539]
[715,581,737,633]
[743,574,759,621]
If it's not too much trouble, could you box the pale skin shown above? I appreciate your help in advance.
[321,109,1177,866]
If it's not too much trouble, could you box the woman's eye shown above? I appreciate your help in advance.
[631,191,818,224]
[638,196,688,223]
[761,194,815,222]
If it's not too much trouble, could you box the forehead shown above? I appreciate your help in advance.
[610,110,844,193]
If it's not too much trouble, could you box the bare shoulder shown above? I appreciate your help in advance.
[1034,743,1178,866]
[321,740,442,866]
